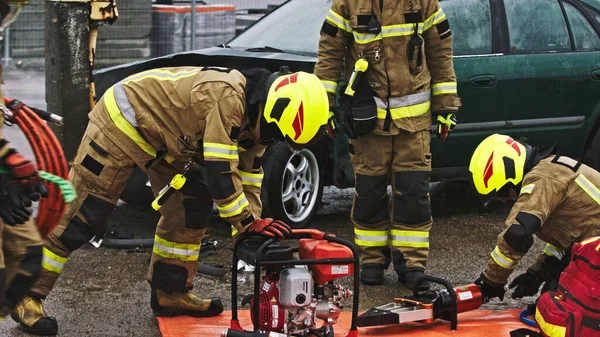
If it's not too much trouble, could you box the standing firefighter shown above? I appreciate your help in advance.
[314,0,461,287]
[0,0,46,330]
[12,66,328,334]
[469,134,600,303]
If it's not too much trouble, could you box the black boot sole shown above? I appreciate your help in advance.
[20,325,58,336]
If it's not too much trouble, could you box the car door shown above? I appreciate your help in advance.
[431,0,507,178]
[498,0,600,158]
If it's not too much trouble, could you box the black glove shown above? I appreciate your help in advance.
[509,270,544,299]
[475,273,507,302]
[0,174,34,226]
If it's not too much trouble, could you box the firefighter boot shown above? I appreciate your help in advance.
[360,263,385,285]
[151,288,223,317]
[399,271,430,291]
[10,295,58,335]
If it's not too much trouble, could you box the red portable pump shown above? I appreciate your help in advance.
[357,275,485,331]
[224,229,360,337]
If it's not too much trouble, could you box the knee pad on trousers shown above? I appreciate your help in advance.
[392,171,431,225]
[352,174,388,224]
[151,261,190,293]
[59,195,115,251]
[183,196,213,230]
[5,245,42,309]
[180,169,211,198]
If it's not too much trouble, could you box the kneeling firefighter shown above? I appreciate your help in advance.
[314,0,461,288]
[0,0,47,329]
[469,134,600,303]
[11,66,329,334]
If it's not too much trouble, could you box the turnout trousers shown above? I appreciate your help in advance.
[350,128,432,275]
[30,101,216,298]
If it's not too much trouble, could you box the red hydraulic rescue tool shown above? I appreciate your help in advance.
[357,275,486,331]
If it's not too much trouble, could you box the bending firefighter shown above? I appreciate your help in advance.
[0,0,47,331]
[314,0,461,287]
[469,134,600,302]
[12,66,329,334]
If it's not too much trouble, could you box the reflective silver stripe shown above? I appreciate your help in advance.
[326,9,352,32]
[353,32,381,42]
[153,241,199,257]
[391,235,429,243]
[241,174,263,185]
[354,234,389,243]
[203,146,238,157]
[125,69,199,83]
[321,82,338,92]
[491,246,517,269]
[575,174,600,205]
[113,83,138,128]
[424,9,446,31]
[374,91,431,110]
[382,25,413,35]
[218,195,249,216]
[544,244,564,260]
[42,255,65,271]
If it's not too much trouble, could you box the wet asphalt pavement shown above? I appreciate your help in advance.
[0,184,544,337]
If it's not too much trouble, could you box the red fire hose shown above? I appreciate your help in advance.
[4,97,69,238]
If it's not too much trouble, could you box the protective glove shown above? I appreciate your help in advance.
[436,112,457,143]
[509,270,544,299]
[0,151,47,201]
[475,273,507,302]
[325,111,337,140]
[247,218,292,239]
[0,174,33,226]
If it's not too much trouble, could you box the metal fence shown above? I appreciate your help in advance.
[2,0,285,69]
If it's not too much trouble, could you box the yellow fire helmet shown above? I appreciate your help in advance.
[469,134,528,196]
[263,71,329,150]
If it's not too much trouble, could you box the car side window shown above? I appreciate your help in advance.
[564,3,600,50]
[504,0,571,53]
[441,0,492,55]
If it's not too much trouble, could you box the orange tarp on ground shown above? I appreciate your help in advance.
[157,309,533,337]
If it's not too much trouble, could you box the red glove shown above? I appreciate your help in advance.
[0,150,47,201]
[247,218,292,239]
[2,151,39,185]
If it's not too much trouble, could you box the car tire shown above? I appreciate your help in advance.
[261,141,324,229]
[584,128,600,171]
[119,167,154,209]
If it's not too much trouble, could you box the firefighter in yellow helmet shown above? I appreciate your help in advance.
[469,134,600,302]
[11,66,328,334]
[314,0,461,288]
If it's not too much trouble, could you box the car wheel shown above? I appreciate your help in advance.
[584,128,600,171]
[262,141,324,228]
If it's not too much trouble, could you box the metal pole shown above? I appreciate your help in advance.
[190,0,196,50]
[3,28,9,67]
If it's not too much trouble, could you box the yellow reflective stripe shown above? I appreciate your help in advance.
[432,82,457,96]
[575,174,600,205]
[321,80,338,94]
[354,228,389,247]
[352,31,383,44]
[520,184,535,196]
[326,9,352,33]
[391,230,429,248]
[543,244,564,260]
[105,87,158,158]
[377,101,430,119]
[217,193,250,218]
[423,8,446,31]
[152,235,200,262]
[231,225,238,237]
[240,171,263,187]
[204,142,239,160]
[536,308,566,337]
[124,68,198,84]
[491,246,517,269]
[42,247,67,274]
